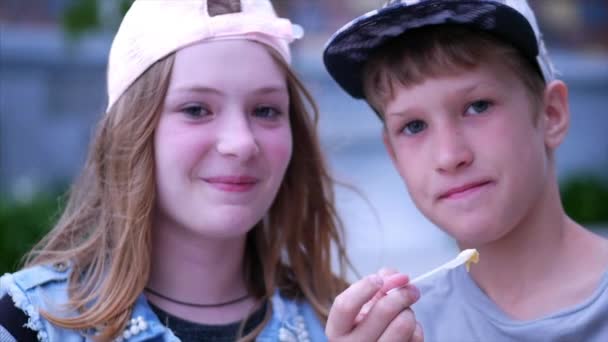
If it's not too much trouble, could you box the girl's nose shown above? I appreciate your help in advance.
[215,115,260,160]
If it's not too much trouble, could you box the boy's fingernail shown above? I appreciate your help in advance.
[415,322,424,339]
[409,285,421,301]
[369,274,383,287]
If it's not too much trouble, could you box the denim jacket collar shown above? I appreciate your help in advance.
[1,264,325,342]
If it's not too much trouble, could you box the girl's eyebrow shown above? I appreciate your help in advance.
[170,85,223,95]
[251,86,288,95]
[169,85,288,97]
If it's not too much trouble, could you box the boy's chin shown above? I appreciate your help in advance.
[436,218,507,247]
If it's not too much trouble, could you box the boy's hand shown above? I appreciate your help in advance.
[326,270,423,341]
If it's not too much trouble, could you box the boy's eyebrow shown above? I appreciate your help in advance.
[385,106,423,119]
[385,81,503,119]
[461,82,498,93]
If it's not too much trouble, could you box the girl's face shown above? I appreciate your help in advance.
[154,40,292,240]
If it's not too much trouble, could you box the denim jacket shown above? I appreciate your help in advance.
[0,264,327,342]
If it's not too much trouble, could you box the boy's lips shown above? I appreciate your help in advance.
[437,180,493,200]
[202,175,260,192]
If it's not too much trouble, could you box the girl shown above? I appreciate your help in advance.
[0,0,350,341]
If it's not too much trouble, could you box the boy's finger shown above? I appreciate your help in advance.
[352,285,420,340]
[412,322,424,342]
[377,267,399,278]
[326,274,384,338]
[377,308,417,342]
[355,273,410,324]
[380,273,409,293]
[354,300,374,324]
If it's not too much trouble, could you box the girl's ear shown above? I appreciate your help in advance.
[541,80,570,150]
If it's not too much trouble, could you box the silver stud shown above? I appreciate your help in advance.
[138,320,148,331]
[53,262,67,272]
[278,327,297,342]
[130,325,140,336]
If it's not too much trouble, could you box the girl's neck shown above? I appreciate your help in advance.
[467,176,608,320]
[147,217,256,324]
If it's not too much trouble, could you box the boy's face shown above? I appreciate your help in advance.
[381,59,554,246]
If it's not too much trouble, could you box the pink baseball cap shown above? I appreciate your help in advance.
[106,0,304,111]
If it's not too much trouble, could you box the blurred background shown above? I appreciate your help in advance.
[1,0,607,278]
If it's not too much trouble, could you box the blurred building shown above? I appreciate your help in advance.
[1,0,607,276]
[1,0,111,201]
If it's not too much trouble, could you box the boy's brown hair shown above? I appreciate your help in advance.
[362,25,546,118]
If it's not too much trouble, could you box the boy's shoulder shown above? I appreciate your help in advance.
[412,265,608,342]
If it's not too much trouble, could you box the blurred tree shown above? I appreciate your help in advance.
[561,173,608,226]
[62,0,134,36]
[62,0,99,35]
[0,196,64,273]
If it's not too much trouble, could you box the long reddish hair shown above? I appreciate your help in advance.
[25,3,350,339]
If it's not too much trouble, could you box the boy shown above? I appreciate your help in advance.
[323,0,608,341]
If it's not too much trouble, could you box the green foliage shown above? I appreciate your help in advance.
[119,0,136,17]
[61,0,99,36]
[561,173,608,225]
[0,195,64,274]
[61,0,135,36]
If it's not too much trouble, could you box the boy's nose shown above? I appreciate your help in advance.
[434,127,473,173]
[215,117,260,160]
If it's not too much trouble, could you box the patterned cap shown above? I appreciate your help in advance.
[323,0,555,99]
[106,0,303,111]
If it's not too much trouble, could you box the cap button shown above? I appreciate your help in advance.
[292,24,304,39]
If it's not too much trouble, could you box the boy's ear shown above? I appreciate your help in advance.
[541,80,570,150]
[382,128,397,164]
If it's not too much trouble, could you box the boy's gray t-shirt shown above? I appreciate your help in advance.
[412,266,608,342]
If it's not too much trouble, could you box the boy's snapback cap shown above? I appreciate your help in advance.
[106,0,303,111]
[323,0,556,99]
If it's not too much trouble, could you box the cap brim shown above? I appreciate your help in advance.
[323,0,538,99]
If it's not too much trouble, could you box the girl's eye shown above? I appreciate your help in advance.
[466,100,492,115]
[402,119,427,136]
[181,104,210,118]
[253,106,282,119]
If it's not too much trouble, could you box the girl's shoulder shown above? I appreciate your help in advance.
[1,262,71,294]
[1,262,72,310]
[0,263,72,342]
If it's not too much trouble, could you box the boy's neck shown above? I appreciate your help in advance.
[466,171,608,320]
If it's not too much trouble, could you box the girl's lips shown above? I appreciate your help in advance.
[203,176,259,193]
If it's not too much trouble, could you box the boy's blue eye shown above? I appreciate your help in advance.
[466,100,491,115]
[253,106,282,119]
[402,119,427,135]
[181,104,210,118]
